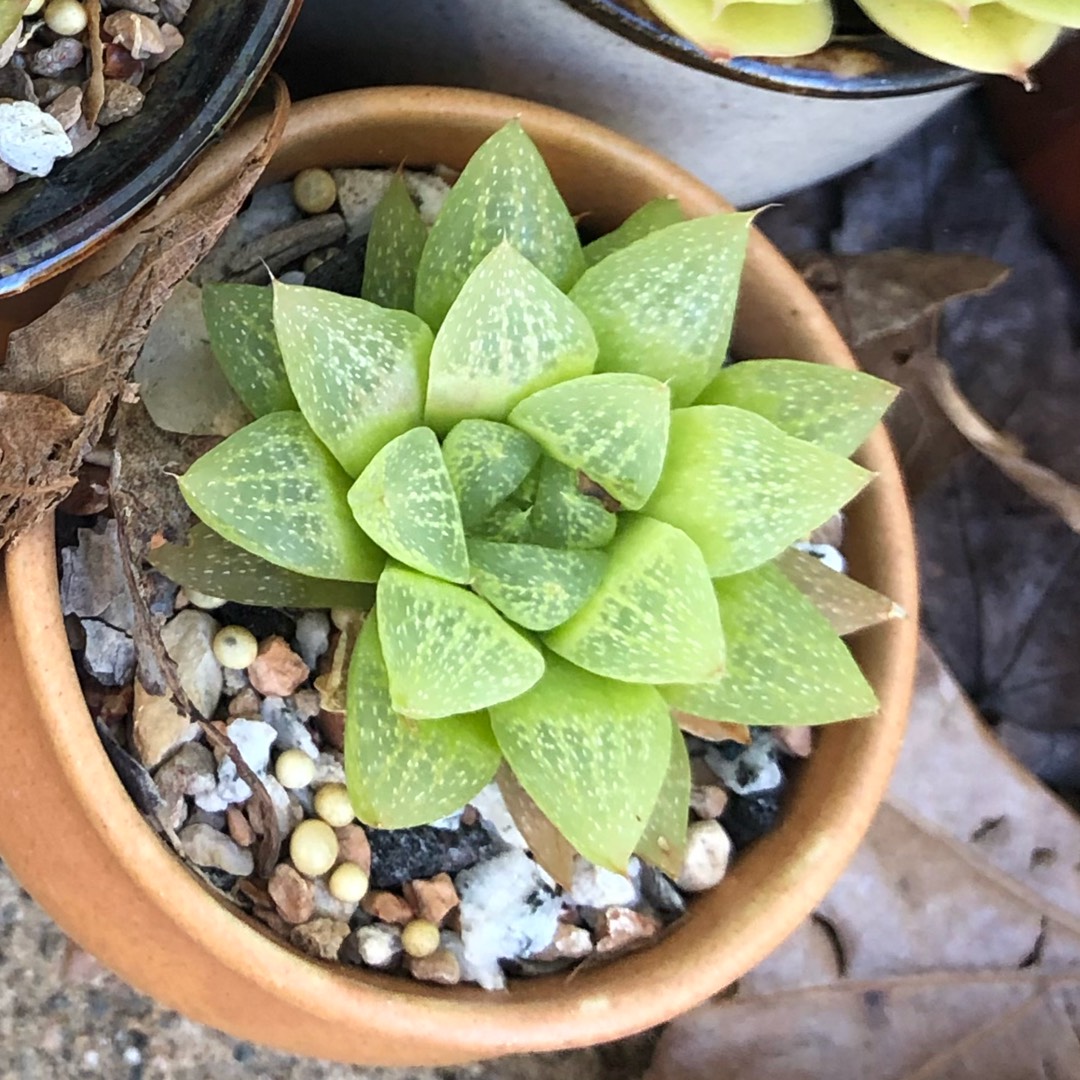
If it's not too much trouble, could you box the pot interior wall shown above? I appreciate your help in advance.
[0,88,918,1065]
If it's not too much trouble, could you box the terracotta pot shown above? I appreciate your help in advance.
[0,87,919,1066]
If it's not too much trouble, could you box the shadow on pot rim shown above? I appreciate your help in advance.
[0,0,302,301]
[566,0,976,99]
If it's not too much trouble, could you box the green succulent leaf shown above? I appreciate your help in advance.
[148,524,373,610]
[639,0,834,59]
[509,373,670,511]
[345,617,501,829]
[178,412,385,583]
[999,0,1080,28]
[376,565,544,719]
[467,538,608,632]
[583,197,687,267]
[569,213,754,406]
[635,720,691,876]
[0,3,29,46]
[853,0,1059,77]
[201,283,297,417]
[663,562,879,727]
[645,406,872,577]
[529,457,618,550]
[414,121,587,329]
[696,359,898,457]
[361,173,429,312]
[469,500,534,542]
[776,547,904,637]
[545,515,724,684]
[441,419,541,528]
[489,653,672,872]
[347,427,469,583]
[272,281,433,477]
[424,243,598,434]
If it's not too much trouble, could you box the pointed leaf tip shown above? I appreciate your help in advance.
[509,372,671,511]
[570,212,755,406]
[414,121,586,329]
[425,243,597,434]
[348,427,469,583]
[376,565,544,719]
[272,281,433,477]
[361,173,429,313]
[178,412,384,583]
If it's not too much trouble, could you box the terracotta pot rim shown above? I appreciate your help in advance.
[0,87,919,1065]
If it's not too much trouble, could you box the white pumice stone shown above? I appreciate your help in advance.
[676,820,732,892]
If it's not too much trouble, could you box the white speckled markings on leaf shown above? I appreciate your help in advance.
[178,412,384,582]
[347,427,469,583]
[467,538,607,631]
[376,565,544,720]
[696,359,898,457]
[545,516,724,684]
[361,173,429,312]
[202,283,298,417]
[569,213,755,406]
[509,372,670,511]
[413,121,586,329]
[663,561,879,728]
[490,654,672,872]
[645,405,871,577]
[442,419,541,528]
[272,281,433,477]
[425,243,598,434]
[529,458,617,550]
[345,618,501,829]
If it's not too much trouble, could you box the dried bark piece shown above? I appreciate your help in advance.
[227,212,346,280]
[496,763,577,890]
[672,711,751,745]
[83,0,104,127]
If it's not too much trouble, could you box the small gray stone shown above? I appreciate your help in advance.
[705,739,784,796]
[179,823,254,876]
[60,520,135,631]
[310,877,358,923]
[293,610,330,671]
[161,609,223,719]
[64,117,99,155]
[569,858,638,909]
[28,37,84,78]
[154,742,216,829]
[44,84,82,129]
[290,917,349,961]
[107,0,160,13]
[158,0,191,23]
[260,696,319,760]
[0,64,36,104]
[80,619,135,687]
[312,751,346,787]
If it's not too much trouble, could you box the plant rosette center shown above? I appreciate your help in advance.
[127,121,903,983]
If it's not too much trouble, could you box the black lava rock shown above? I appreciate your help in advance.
[304,236,367,297]
[367,821,498,888]
[721,788,784,850]
[216,602,296,643]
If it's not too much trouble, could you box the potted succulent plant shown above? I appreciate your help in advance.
[0,86,918,1065]
[281,0,980,205]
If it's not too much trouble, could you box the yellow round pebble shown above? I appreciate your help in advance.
[183,587,226,610]
[313,783,355,828]
[274,748,316,791]
[401,919,441,959]
[44,0,87,35]
[328,862,369,903]
[212,625,258,669]
[292,168,337,215]
[289,819,338,878]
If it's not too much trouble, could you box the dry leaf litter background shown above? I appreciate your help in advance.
[1,95,1079,1077]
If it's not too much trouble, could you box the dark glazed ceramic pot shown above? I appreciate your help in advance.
[0,0,302,298]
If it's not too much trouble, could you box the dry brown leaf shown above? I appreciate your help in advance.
[649,640,1080,1078]
[83,0,104,128]
[496,763,577,890]
[776,547,906,636]
[671,712,751,745]
[0,78,289,551]
[647,972,1080,1080]
[921,356,1080,535]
